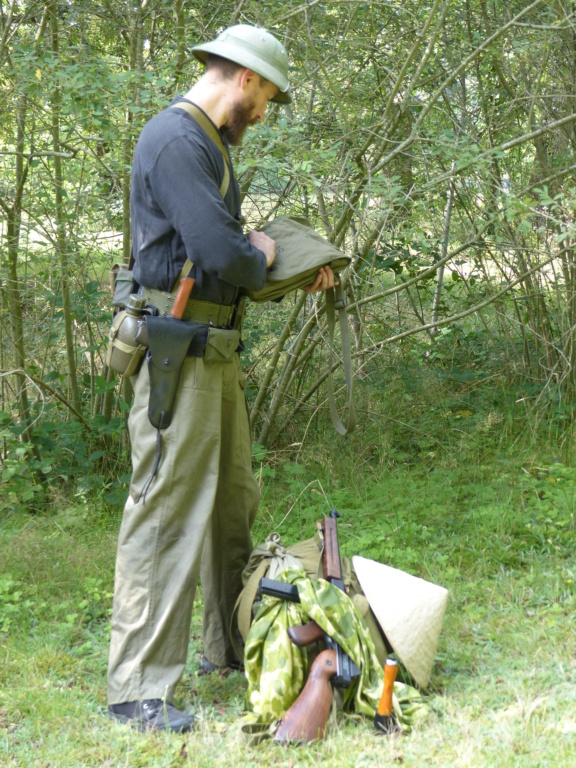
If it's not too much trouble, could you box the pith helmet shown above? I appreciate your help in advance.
[192,24,291,104]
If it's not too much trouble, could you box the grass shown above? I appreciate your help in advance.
[2,435,576,766]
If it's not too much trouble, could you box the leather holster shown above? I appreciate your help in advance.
[144,316,199,429]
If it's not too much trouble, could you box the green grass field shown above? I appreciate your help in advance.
[2,446,576,767]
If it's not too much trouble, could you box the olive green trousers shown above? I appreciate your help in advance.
[107,353,260,705]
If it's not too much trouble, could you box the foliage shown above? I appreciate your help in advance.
[2,9,576,765]
[0,2,575,514]
[2,440,576,765]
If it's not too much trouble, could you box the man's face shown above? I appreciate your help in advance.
[222,76,279,145]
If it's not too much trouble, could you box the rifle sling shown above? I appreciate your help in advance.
[325,282,356,436]
[166,101,230,297]
[169,100,231,199]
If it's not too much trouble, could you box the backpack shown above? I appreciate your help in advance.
[230,532,389,668]
[231,533,323,660]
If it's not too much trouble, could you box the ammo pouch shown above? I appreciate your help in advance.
[109,263,137,310]
[145,316,199,429]
[204,327,241,363]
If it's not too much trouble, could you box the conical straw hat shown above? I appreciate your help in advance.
[352,556,448,689]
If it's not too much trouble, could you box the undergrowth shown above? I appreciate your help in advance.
[2,428,576,765]
[2,330,576,765]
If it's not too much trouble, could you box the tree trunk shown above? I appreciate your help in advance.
[2,91,38,453]
[49,0,81,414]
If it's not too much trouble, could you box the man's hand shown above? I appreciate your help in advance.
[302,265,337,294]
[248,230,277,269]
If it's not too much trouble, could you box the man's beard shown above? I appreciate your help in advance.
[221,98,258,146]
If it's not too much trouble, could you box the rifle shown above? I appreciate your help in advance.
[259,510,359,743]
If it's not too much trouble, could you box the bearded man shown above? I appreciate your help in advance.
[106,24,334,733]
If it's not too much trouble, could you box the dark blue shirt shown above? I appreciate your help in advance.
[130,98,267,305]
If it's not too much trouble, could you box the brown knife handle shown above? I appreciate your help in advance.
[377,658,398,717]
[171,277,195,319]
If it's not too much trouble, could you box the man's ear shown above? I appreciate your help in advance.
[237,68,258,93]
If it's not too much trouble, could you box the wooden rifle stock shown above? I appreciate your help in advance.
[274,649,337,743]
[287,620,324,647]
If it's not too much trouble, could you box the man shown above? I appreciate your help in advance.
[107,24,334,733]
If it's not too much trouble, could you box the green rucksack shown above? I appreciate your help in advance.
[231,533,323,660]
[230,531,389,669]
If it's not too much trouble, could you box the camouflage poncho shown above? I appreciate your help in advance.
[244,567,384,722]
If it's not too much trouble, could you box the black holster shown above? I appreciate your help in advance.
[144,316,199,429]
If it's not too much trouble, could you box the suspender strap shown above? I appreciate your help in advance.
[325,281,356,436]
[168,101,231,295]
[134,104,235,321]
[169,101,231,199]
[171,257,193,295]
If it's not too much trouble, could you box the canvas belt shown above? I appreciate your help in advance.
[141,287,236,328]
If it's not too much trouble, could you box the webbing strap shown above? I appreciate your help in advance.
[231,560,271,660]
[171,257,193,295]
[169,101,231,199]
[325,281,356,436]
[168,101,230,295]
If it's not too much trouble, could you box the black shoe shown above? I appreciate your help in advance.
[198,655,244,676]
[108,699,194,733]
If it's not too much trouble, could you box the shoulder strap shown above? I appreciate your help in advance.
[169,101,231,293]
[325,281,356,435]
[170,101,230,199]
[230,558,271,660]
[171,256,193,295]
